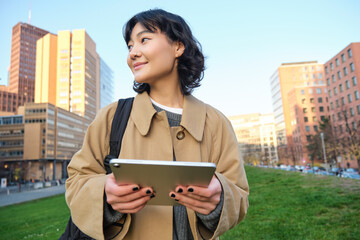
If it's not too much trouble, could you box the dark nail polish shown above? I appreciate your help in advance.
[177,188,183,193]
[188,188,194,192]
[171,193,176,198]
[146,189,152,194]
[175,199,179,202]
[133,187,139,191]
[150,194,155,198]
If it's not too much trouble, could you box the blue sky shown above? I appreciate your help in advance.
[0,0,359,116]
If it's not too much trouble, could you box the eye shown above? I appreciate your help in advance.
[141,37,149,43]
[127,44,133,51]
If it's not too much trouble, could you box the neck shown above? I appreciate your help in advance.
[149,81,184,108]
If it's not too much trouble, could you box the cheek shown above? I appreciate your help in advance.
[127,56,133,71]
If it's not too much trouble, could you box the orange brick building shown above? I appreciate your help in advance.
[270,61,328,165]
[0,22,48,114]
[324,42,360,168]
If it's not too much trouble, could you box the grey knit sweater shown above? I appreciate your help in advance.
[103,104,223,239]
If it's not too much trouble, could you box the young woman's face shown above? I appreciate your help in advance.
[127,23,183,85]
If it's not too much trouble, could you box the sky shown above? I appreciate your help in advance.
[0,0,359,117]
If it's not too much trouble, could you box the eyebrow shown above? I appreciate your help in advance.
[136,30,154,37]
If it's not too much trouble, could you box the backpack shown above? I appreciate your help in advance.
[59,97,134,240]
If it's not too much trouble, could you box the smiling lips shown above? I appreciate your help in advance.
[133,62,147,70]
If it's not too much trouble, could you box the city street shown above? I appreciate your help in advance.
[0,184,65,207]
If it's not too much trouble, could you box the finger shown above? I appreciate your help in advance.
[112,195,151,213]
[187,176,221,198]
[180,201,215,215]
[107,187,154,204]
[170,192,216,214]
[175,185,186,193]
[105,174,140,197]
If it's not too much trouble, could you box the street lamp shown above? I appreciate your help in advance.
[320,133,329,171]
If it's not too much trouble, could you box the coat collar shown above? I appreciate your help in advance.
[131,92,206,142]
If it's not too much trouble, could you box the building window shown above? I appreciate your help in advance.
[316,88,322,94]
[348,49,352,58]
[352,121,356,130]
[330,62,334,70]
[341,97,345,105]
[303,108,307,113]
[330,102,334,109]
[328,90,332,98]
[341,54,346,63]
[355,90,359,100]
[304,117,308,122]
[326,78,330,86]
[348,94,353,103]
[318,97,323,103]
[302,98,306,104]
[344,67,348,76]
[337,71,341,80]
[339,125,343,134]
[332,75,335,83]
[325,66,328,74]
[346,80,350,89]
[310,98,315,103]
[335,58,339,66]
[320,115,325,121]
[339,84,344,92]
[319,106,324,112]
[305,126,310,132]
[314,125,318,131]
[357,105,360,115]
[332,114,336,122]
[353,77,357,86]
[313,116,318,122]
[350,107,355,116]
[338,112,342,121]
[334,87,338,95]
[311,107,316,112]
[350,63,355,72]
[300,89,305,95]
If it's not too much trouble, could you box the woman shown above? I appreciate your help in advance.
[65,9,249,240]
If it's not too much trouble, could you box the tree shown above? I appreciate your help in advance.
[242,143,264,166]
[306,117,342,168]
[338,109,360,168]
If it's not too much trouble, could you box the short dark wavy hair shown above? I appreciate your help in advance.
[123,9,205,95]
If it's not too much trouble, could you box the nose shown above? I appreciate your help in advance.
[129,46,141,59]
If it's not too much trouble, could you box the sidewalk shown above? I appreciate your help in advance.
[0,184,66,207]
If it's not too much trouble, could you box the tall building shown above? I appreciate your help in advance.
[0,22,49,114]
[270,61,326,164]
[35,29,114,120]
[35,33,58,105]
[228,113,278,165]
[324,42,360,168]
[99,58,114,109]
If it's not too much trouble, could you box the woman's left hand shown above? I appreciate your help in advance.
[169,175,222,215]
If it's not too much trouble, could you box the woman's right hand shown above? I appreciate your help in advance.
[105,173,154,214]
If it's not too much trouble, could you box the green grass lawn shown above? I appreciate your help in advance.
[222,166,360,240]
[0,166,359,240]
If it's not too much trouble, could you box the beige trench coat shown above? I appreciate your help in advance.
[65,92,249,240]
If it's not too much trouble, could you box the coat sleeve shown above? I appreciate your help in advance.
[198,108,249,239]
[65,102,131,240]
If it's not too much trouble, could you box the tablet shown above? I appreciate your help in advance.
[109,159,216,205]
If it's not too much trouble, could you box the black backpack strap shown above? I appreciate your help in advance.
[104,97,134,174]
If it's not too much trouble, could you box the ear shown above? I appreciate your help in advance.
[174,41,185,58]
